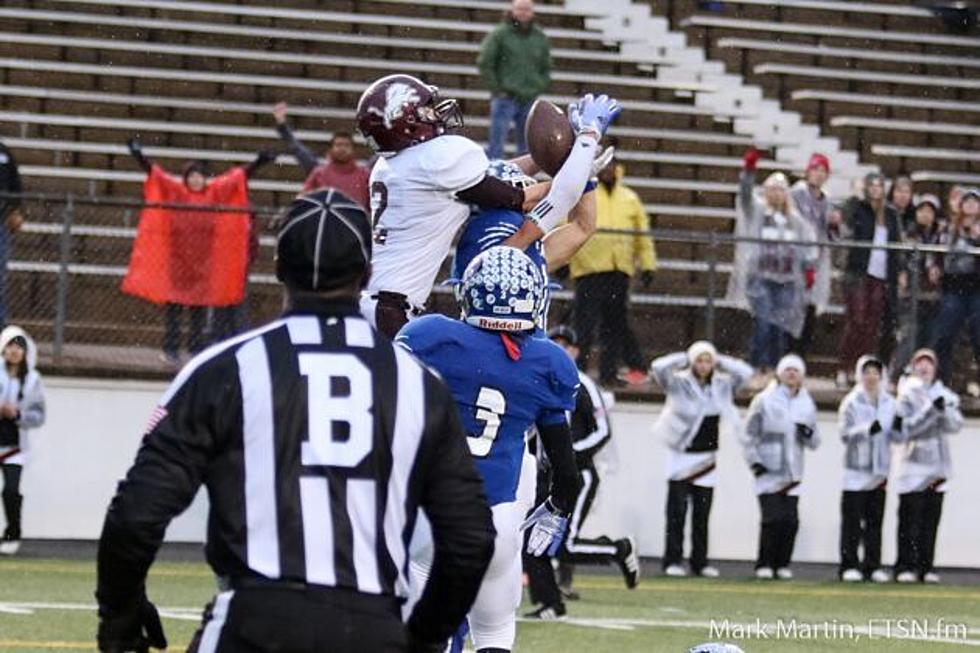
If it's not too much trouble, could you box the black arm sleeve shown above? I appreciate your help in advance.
[570,387,601,463]
[408,375,496,645]
[95,370,219,611]
[570,388,597,444]
[455,174,525,211]
[275,123,320,174]
[538,421,581,514]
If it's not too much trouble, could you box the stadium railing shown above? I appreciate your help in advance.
[2,192,965,383]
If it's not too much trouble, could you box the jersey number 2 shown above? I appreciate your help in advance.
[471,387,505,457]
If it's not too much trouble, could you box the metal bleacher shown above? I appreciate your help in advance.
[2,0,975,375]
[1,0,784,371]
[668,0,980,195]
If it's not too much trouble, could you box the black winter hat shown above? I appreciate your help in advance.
[275,189,372,292]
[547,325,579,346]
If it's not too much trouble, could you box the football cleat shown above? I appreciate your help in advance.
[616,537,641,589]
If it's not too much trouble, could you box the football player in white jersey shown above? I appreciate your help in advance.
[354,74,620,337]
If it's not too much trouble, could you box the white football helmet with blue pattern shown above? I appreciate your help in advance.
[460,245,545,332]
[486,159,536,190]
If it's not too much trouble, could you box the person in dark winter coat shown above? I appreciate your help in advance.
[836,173,901,388]
[891,194,944,384]
[931,188,980,388]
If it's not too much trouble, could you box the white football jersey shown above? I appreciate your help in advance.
[367,134,489,307]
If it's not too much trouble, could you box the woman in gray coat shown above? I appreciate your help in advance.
[837,355,896,583]
[651,342,752,578]
[893,349,963,583]
[741,354,819,580]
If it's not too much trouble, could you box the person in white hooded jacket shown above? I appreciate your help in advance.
[0,325,45,555]
[650,341,752,578]
[837,355,896,584]
[741,354,819,580]
[893,348,962,584]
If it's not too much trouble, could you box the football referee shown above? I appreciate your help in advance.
[95,189,495,653]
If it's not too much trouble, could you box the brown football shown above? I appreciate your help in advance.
[525,99,575,177]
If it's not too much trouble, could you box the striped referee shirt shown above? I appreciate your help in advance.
[96,298,494,643]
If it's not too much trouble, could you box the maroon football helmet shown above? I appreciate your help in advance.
[355,74,463,154]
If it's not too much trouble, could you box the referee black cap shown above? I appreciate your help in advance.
[275,189,372,292]
[547,325,578,346]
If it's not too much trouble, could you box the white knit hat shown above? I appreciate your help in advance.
[763,172,789,190]
[687,340,717,366]
[776,354,806,377]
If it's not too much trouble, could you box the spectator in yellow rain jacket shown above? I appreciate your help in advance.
[569,152,657,387]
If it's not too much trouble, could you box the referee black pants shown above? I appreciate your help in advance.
[895,490,944,578]
[839,488,886,577]
[187,586,407,652]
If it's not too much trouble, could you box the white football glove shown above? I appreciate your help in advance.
[567,93,621,138]
[520,498,569,557]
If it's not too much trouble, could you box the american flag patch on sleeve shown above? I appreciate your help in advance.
[144,406,169,436]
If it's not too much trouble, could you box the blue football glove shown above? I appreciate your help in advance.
[567,93,621,138]
[521,497,569,557]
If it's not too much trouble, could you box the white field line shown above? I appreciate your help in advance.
[3,603,980,646]
[0,602,201,621]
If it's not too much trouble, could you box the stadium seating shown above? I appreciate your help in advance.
[669,0,979,191]
[0,0,973,378]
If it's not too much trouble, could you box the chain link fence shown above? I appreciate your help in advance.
[0,191,975,392]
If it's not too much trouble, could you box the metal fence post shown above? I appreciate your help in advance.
[53,194,73,364]
[909,244,921,352]
[705,231,718,341]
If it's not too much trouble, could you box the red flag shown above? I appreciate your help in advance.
[122,164,251,307]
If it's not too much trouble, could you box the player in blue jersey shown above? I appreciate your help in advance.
[397,246,581,653]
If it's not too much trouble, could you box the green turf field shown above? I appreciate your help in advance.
[1,558,979,651]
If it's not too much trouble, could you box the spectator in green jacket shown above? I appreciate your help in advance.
[478,0,551,159]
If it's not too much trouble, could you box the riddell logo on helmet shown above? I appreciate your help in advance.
[476,316,525,330]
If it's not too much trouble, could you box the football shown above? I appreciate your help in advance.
[524,99,575,177]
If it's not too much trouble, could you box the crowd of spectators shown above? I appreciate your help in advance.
[713,143,980,396]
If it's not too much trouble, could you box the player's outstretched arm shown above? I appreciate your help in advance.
[506,95,619,251]
[542,187,597,271]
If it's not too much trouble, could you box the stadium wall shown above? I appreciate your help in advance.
[23,378,980,568]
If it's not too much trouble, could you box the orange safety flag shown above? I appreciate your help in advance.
[122,164,251,307]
